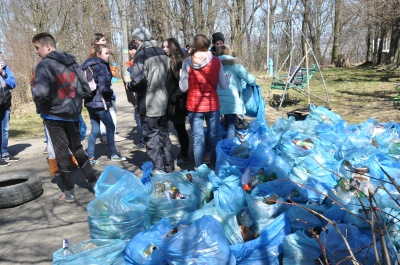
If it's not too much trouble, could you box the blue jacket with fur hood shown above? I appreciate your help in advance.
[217,55,256,116]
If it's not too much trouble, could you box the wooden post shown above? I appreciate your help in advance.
[304,42,310,105]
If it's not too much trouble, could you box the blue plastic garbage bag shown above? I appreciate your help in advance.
[246,195,285,234]
[358,118,396,138]
[288,119,320,136]
[242,118,277,150]
[124,218,171,265]
[251,179,308,204]
[230,212,290,265]
[321,223,397,265]
[141,161,153,194]
[172,171,206,208]
[247,144,291,179]
[242,83,266,120]
[188,164,214,203]
[335,134,379,162]
[78,114,86,141]
[315,121,346,149]
[209,165,246,214]
[277,131,319,167]
[282,229,322,264]
[87,166,151,240]
[361,153,400,187]
[286,204,324,232]
[148,172,198,224]
[306,104,343,125]
[182,200,244,245]
[216,139,252,174]
[154,215,235,264]
[270,116,292,136]
[53,239,125,265]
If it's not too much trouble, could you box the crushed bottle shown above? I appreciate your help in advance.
[143,243,157,257]
[62,239,74,256]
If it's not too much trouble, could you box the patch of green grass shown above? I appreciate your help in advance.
[9,103,90,140]
[255,66,400,124]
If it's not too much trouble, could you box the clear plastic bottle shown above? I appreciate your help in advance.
[62,239,74,256]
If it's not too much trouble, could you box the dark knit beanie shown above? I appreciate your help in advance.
[212,32,225,44]
[128,40,137,50]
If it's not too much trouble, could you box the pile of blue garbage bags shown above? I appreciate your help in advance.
[53,104,400,264]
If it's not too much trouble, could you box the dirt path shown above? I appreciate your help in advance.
[0,83,193,265]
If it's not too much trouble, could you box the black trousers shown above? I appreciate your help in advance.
[172,121,189,158]
[44,119,96,191]
[140,113,175,172]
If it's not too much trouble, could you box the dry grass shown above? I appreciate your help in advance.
[9,102,90,140]
[255,65,400,125]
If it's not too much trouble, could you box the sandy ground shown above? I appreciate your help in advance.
[0,83,194,265]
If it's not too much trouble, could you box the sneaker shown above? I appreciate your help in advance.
[203,155,211,164]
[89,157,98,166]
[114,134,126,142]
[3,155,20,162]
[43,147,48,154]
[0,159,10,167]
[58,190,75,203]
[88,180,97,193]
[177,154,190,164]
[111,154,126,162]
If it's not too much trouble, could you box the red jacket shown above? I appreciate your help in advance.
[186,56,221,112]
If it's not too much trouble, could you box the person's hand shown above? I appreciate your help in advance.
[0,68,5,77]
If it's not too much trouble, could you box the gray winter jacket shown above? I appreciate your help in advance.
[127,40,169,117]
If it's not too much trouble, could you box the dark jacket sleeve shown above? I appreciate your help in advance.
[127,50,147,93]
[32,62,51,104]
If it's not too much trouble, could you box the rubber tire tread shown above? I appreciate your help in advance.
[0,174,43,208]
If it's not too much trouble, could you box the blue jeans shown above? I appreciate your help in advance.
[87,108,117,159]
[224,114,237,140]
[188,110,220,167]
[0,108,10,158]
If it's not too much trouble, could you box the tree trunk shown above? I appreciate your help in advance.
[331,0,342,65]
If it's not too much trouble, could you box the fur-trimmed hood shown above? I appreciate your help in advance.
[218,55,240,66]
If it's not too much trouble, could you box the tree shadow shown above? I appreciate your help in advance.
[9,129,30,138]
[337,89,394,101]
[8,143,32,155]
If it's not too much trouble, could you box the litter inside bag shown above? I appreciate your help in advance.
[87,165,151,240]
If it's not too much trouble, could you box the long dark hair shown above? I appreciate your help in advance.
[164,38,184,79]
[88,33,106,58]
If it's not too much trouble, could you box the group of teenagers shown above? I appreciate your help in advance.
[30,27,255,203]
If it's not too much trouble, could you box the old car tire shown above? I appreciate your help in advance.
[0,173,43,208]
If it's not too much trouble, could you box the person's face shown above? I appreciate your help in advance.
[128,48,136,58]
[95,37,107,45]
[34,41,51,59]
[215,40,224,47]
[162,41,170,56]
[97,47,110,61]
